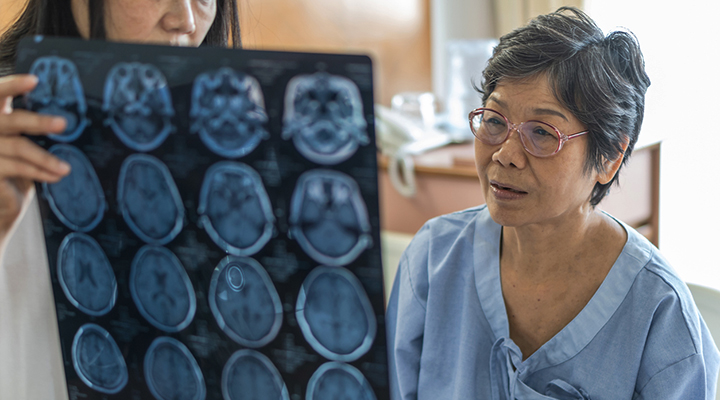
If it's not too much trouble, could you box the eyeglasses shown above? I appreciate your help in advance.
[468,107,588,158]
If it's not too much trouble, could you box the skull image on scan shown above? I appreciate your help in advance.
[102,62,174,152]
[144,336,205,400]
[57,233,117,317]
[306,362,377,400]
[190,68,269,158]
[198,162,274,256]
[282,72,369,165]
[209,256,283,348]
[221,349,290,400]
[129,246,196,333]
[117,154,184,245]
[289,170,371,266]
[26,56,89,142]
[71,323,128,395]
[43,145,105,232]
[296,267,376,362]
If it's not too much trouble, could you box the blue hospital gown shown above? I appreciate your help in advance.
[386,206,720,399]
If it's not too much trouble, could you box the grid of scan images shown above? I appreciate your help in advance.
[15,36,388,400]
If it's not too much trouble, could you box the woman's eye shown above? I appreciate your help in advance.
[485,117,504,126]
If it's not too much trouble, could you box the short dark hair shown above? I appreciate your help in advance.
[478,7,651,206]
[0,0,241,76]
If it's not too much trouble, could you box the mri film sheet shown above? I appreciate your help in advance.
[16,36,388,400]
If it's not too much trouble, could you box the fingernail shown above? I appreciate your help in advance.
[58,160,71,174]
[51,117,66,130]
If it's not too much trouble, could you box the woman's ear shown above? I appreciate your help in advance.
[597,139,630,185]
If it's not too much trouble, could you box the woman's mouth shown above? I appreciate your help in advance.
[489,180,528,200]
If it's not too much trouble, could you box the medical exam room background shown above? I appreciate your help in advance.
[1,0,718,290]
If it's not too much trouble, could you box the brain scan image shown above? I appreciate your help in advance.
[209,256,282,348]
[198,162,274,256]
[221,349,290,400]
[296,267,376,362]
[306,362,377,400]
[289,170,371,266]
[282,72,369,165]
[71,323,128,395]
[117,154,184,245]
[42,145,105,232]
[102,62,174,152]
[144,336,205,400]
[26,56,89,142]
[190,68,269,158]
[129,246,196,332]
[57,232,117,317]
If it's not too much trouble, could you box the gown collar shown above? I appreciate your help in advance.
[472,207,653,372]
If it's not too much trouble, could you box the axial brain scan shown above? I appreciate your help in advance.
[222,349,289,400]
[296,267,376,362]
[43,145,105,232]
[57,232,117,317]
[27,56,88,142]
[198,162,274,256]
[209,256,282,348]
[117,154,184,245]
[102,62,174,152]
[144,336,205,400]
[306,362,377,400]
[289,170,371,266]
[282,72,369,165]
[129,246,196,332]
[190,67,269,158]
[72,323,128,395]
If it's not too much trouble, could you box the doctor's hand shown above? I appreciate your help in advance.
[0,74,70,240]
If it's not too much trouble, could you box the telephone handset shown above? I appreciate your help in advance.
[375,105,459,197]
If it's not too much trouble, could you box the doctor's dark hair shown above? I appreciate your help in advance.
[0,0,241,76]
[477,7,650,206]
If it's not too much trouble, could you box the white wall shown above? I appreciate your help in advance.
[585,0,720,289]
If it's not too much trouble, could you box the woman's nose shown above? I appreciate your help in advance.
[162,0,197,35]
[491,126,527,168]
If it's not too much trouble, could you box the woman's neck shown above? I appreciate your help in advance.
[500,210,627,280]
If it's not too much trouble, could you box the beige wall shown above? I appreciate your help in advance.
[237,0,432,105]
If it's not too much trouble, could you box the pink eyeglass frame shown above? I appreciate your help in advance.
[468,107,589,158]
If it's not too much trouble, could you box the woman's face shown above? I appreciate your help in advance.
[71,0,217,47]
[474,74,603,228]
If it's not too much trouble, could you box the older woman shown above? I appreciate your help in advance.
[0,1,239,398]
[386,7,719,400]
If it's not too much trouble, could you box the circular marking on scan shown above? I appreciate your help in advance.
[190,67,269,158]
[27,56,89,142]
[198,162,274,256]
[102,62,174,152]
[221,349,290,400]
[306,362,377,400]
[144,336,206,400]
[71,323,128,395]
[129,246,196,332]
[42,144,105,232]
[282,72,369,165]
[57,232,117,316]
[209,256,282,348]
[296,266,376,362]
[289,169,371,266]
[118,154,184,245]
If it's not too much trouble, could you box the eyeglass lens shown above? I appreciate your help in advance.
[471,109,560,156]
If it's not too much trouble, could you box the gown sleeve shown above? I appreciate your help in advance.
[634,353,716,399]
[385,226,430,400]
